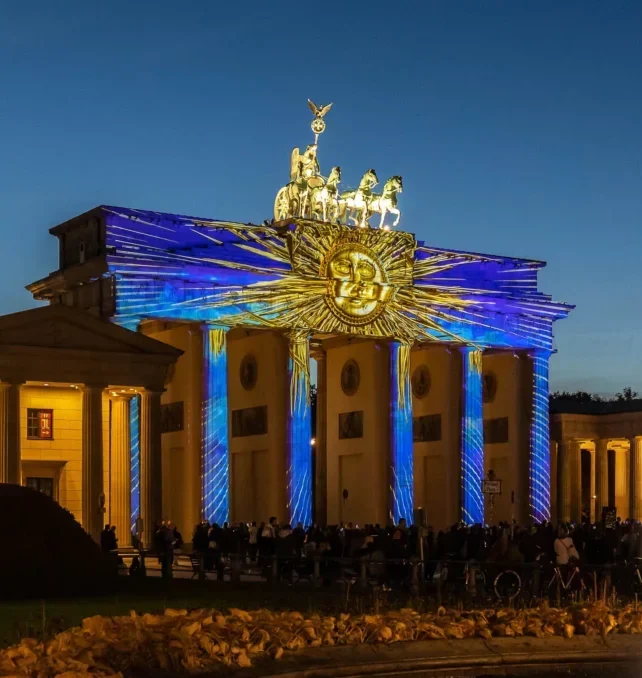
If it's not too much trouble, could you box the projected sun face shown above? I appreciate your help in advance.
[322,242,392,324]
[172,220,481,344]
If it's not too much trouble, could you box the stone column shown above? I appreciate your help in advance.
[82,385,105,541]
[201,325,229,525]
[0,382,21,484]
[550,440,559,523]
[186,325,204,530]
[460,347,484,525]
[287,330,312,526]
[615,446,630,517]
[557,439,575,523]
[313,349,328,527]
[595,439,609,521]
[389,340,414,524]
[139,389,162,545]
[568,440,582,523]
[528,350,551,522]
[629,437,642,520]
[110,395,132,544]
[130,395,140,533]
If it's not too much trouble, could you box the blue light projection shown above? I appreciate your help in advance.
[461,348,484,525]
[130,394,140,534]
[287,332,312,527]
[389,341,414,524]
[202,326,230,525]
[530,350,551,522]
[91,206,572,522]
[103,207,572,353]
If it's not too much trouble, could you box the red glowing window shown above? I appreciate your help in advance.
[27,409,54,440]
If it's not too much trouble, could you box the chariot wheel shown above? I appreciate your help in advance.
[274,187,292,221]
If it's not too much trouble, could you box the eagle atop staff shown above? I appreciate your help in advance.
[308,100,333,139]
[308,100,333,119]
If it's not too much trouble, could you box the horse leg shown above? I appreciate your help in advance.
[361,203,370,228]
[379,206,387,229]
[392,208,401,227]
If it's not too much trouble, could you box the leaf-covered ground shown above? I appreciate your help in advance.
[2,602,642,677]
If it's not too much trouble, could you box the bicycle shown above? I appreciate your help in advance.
[492,568,522,603]
[545,561,593,602]
[615,558,642,598]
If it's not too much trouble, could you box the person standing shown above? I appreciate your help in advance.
[248,522,259,562]
[293,521,306,559]
[554,526,580,566]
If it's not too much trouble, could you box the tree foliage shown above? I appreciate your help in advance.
[550,386,639,403]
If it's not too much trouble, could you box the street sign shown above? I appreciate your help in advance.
[482,479,502,495]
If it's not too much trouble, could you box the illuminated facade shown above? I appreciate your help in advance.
[7,103,572,534]
[550,401,642,523]
[18,203,572,533]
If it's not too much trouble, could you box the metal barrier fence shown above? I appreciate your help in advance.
[113,549,642,601]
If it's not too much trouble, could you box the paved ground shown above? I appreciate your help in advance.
[225,635,642,678]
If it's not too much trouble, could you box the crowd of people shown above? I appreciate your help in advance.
[185,516,642,577]
[104,516,642,581]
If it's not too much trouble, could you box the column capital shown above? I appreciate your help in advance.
[81,383,108,393]
[200,322,229,333]
[0,380,25,388]
[109,391,135,402]
[287,328,310,343]
[389,337,412,348]
[139,387,165,397]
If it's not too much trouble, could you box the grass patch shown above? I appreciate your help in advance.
[0,577,364,648]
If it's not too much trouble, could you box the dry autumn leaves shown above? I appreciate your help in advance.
[2,603,642,677]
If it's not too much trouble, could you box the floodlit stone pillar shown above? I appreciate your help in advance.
[0,382,21,484]
[528,350,551,522]
[557,439,575,523]
[568,440,582,523]
[550,440,559,522]
[201,325,230,525]
[595,439,609,520]
[389,340,414,524]
[287,330,312,526]
[460,347,484,525]
[110,394,132,544]
[313,349,328,526]
[629,437,642,520]
[140,389,162,544]
[82,385,105,541]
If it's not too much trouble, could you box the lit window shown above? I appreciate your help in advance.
[27,409,54,440]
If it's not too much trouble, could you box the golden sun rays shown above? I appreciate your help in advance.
[181,220,482,344]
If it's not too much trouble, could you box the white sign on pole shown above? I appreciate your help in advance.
[482,479,502,495]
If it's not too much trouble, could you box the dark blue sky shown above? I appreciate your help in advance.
[1,1,640,393]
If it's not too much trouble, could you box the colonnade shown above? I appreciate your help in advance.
[0,381,162,543]
[200,327,552,527]
[554,436,642,523]
[0,329,557,539]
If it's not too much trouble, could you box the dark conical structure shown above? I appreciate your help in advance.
[0,484,116,598]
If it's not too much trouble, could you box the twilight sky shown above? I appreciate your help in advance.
[1,1,640,393]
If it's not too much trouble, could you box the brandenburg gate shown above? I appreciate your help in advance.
[20,101,571,535]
